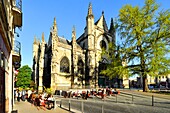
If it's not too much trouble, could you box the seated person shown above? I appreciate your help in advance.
[39,95,46,110]
[47,95,55,109]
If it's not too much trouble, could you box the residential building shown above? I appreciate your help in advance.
[0,0,22,112]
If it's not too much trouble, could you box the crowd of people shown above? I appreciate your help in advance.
[30,92,55,110]
[14,89,31,102]
[57,88,120,100]
[14,87,120,111]
[15,89,55,110]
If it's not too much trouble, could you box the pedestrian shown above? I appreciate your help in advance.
[30,93,35,106]
[47,94,55,109]
[21,89,26,101]
[106,88,108,96]
[85,90,89,100]
[14,90,17,101]
[64,91,67,98]
[17,90,21,102]
[39,95,46,111]
[25,90,28,101]
[122,84,125,89]
[27,90,32,102]
[82,91,86,99]
[101,89,104,99]
[34,95,40,110]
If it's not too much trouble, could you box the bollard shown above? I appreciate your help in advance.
[54,100,57,109]
[132,94,133,104]
[152,95,154,106]
[60,100,62,108]
[102,105,104,113]
[116,94,117,103]
[69,103,70,111]
[82,101,84,113]
[69,100,71,111]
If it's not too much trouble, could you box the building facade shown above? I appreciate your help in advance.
[0,0,22,113]
[33,3,128,92]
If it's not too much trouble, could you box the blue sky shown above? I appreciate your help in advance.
[16,0,170,68]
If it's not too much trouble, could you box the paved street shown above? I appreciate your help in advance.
[53,89,170,113]
[13,101,69,113]
[118,89,170,108]
[12,90,170,113]
[119,89,170,99]
[59,97,170,113]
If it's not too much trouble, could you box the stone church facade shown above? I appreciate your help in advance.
[32,3,128,92]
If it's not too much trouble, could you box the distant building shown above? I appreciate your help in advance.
[136,74,170,88]
[32,3,128,92]
[156,75,170,88]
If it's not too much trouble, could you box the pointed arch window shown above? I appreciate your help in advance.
[77,59,84,75]
[100,40,106,49]
[60,56,69,73]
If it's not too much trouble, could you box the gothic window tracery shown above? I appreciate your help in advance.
[60,56,69,73]
[100,40,106,49]
[77,59,84,75]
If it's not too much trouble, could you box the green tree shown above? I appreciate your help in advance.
[116,0,170,92]
[30,80,36,89]
[100,43,129,79]
[16,65,32,88]
[100,43,129,88]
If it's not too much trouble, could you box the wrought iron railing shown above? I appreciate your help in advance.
[14,0,22,11]
[13,0,22,30]
[13,40,21,55]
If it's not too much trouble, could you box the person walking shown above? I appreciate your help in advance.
[85,90,89,100]
[21,89,26,101]
[101,89,104,99]
[17,90,21,102]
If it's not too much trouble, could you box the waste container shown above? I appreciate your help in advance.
[11,110,18,113]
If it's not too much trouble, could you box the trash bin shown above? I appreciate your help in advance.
[11,110,18,113]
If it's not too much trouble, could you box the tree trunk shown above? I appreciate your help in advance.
[143,75,149,92]
[140,46,148,92]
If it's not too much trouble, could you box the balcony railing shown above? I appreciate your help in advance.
[13,40,21,55]
[13,40,21,69]
[15,0,22,11]
[12,0,22,28]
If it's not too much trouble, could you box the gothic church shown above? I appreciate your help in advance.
[32,3,127,92]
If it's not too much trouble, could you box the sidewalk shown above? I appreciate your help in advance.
[13,101,69,113]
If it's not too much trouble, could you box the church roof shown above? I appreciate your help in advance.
[58,36,70,45]
[76,33,85,43]
[76,43,82,50]
[95,12,108,32]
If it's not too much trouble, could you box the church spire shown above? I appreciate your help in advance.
[109,18,114,32]
[33,36,37,44]
[87,2,93,16]
[72,26,76,43]
[42,32,45,42]
[52,17,58,36]
[86,2,94,35]
[109,18,116,45]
